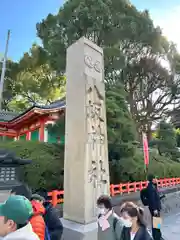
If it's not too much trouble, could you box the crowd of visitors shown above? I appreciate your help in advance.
[10,185,63,240]
[97,174,163,240]
[0,173,163,240]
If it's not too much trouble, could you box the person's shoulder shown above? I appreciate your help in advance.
[112,212,119,219]
[112,213,121,223]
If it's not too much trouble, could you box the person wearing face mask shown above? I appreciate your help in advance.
[97,195,124,240]
[120,203,153,240]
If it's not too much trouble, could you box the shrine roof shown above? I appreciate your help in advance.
[0,98,65,126]
[34,99,65,110]
[0,111,19,121]
[10,99,66,122]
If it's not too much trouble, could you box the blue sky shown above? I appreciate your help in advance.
[0,0,62,61]
[0,0,179,61]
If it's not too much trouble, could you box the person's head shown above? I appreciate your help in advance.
[0,195,33,237]
[147,174,155,182]
[35,189,48,201]
[11,184,32,200]
[31,194,45,204]
[97,195,112,216]
[120,202,145,228]
[120,202,137,213]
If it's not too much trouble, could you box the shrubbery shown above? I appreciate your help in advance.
[1,141,180,191]
[109,148,180,184]
[0,141,64,191]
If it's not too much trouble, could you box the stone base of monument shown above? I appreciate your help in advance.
[61,218,97,240]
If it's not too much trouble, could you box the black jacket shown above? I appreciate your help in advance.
[44,202,63,240]
[120,226,153,240]
[147,182,161,211]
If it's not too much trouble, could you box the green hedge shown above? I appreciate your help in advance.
[0,141,64,191]
[1,142,180,191]
[110,148,180,183]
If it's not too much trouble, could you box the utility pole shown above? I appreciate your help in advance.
[0,30,10,110]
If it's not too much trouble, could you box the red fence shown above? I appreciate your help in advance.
[48,177,180,206]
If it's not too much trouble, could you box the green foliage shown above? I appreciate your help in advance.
[1,0,180,187]
[1,44,66,112]
[106,84,137,160]
[36,0,180,175]
[0,141,64,191]
[0,60,19,110]
[8,64,66,112]
[37,0,161,73]
[150,121,179,160]
[47,115,65,137]
[0,140,180,190]
[18,44,48,70]
[110,148,180,184]
[36,0,180,141]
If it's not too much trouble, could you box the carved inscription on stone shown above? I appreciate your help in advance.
[84,55,101,73]
[86,84,108,192]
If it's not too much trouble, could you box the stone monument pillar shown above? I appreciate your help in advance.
[62,37,110,240]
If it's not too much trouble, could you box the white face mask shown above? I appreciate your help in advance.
[97,208,106,216]
[120,218,132,228]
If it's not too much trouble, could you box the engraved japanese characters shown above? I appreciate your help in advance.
[84,53,109,198]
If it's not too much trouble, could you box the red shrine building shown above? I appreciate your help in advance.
[0,99,65,144]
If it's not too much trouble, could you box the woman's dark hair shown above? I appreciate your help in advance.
[35,188,48,200]
[147,174,155,182]
[120,202,137,213]
[121,202,146,227]
[11,184,32,200]
[97,195,112,210]
[31,194,45,202]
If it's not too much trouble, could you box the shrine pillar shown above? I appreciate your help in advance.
[39,119,45,141]
[26,131,31,141]
[62,37,110,240]
[15,133,19,141]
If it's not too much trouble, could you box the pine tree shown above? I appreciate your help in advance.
[106,84,137,160]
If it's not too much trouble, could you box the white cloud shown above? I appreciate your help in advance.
[152,6,180,51]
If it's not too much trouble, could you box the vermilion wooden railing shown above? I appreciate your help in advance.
[48,177,180,206]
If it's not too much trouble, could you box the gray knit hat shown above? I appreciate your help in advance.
[31,194,45,202]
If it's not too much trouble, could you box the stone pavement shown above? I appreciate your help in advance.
[162,212,180,240]
[0,190,9,202]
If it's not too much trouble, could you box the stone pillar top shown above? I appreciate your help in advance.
[68,37,103,54]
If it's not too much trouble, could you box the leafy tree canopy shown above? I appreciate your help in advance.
[36,0,180,142]
[0,44,66,112]
[36,0,162,73]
